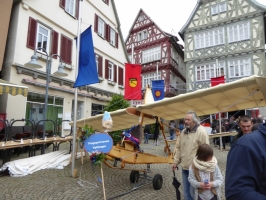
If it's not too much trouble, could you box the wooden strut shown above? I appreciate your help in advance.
[158,121,172,155]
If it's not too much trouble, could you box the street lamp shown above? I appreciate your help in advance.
[25,47,68,154]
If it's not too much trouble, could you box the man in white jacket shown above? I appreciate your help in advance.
[172,110,209,200]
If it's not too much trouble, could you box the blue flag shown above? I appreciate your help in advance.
[74,26,99,87]
[152,80,164,101]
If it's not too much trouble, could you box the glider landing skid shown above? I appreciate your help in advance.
[107,164,163,200]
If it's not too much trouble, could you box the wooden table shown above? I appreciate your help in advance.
[0,136,73,164]
[208,132,238,139]
[0,136,73,150]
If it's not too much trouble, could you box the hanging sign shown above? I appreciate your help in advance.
[84,133,113,153]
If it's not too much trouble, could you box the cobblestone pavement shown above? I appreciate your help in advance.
[0,137,230,200]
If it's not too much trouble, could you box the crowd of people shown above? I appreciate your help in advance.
[171,110,266,200]
[211,114,265,149]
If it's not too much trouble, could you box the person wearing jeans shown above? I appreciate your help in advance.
[182,169,194,200]
[169,120,176,140]
[143,125,150,144]
[172,110,209,200]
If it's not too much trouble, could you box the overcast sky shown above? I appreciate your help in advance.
[115,0,266,43]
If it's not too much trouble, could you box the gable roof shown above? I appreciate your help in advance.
[179,0,266,40]
[125,8,184,57]
[125,8,168,42]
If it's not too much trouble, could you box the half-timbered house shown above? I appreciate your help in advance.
[179,0,266,116]
[125,9,186,99]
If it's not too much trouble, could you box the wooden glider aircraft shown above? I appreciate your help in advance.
[71,75,266,193]
[72,87,174,191]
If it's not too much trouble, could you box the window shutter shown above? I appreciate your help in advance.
[105,59,109,79]
[105,24,110,41]
[51,30,58,59]
[26,17,37,50]
[94,14,98,33]
[60,35,66,63]
[75,0,79,19]
[59,0,66,9]
[67,38,72,64]
[98,55,103,77]
[115,32,119,48]
[60,35,72,65]
[118,67,123,85]
[114,65,117,83]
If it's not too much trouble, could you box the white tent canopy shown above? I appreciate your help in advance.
[72,76,266,130]
[71,108,155,131]
[136,76,266,120]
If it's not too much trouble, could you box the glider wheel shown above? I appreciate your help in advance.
[130,170,140,183]
[153,174,163,190]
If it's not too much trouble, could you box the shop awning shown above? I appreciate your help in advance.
[71,108,155,132]
[0,79,28,97]
[136,75,266,120]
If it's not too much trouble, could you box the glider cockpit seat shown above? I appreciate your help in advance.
[123,125,143,151]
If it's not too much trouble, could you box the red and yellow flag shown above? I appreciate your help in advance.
[124,63,142,100]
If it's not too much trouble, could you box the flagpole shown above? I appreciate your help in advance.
[71,0,82,177]
[131,43,134,106]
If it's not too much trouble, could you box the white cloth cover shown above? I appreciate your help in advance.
[0,150,73,177]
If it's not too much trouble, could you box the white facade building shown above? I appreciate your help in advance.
[1,0,128,134]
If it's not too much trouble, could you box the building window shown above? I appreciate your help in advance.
[108,62,114,81]
[211,2,227,15]
[98,18,105,38]
[211,5,218,15]
[27,17,59,57]
[228,58,251,78]
[142,72,161,89]
[94,15,118,48]
[65,0,75,16]
[36,24,50,54]
[142,46,161,64]
[91,103,104,116]
[228,21,250,43]
[110,28,116,46]
[95,54,103,77]
[219,2,227,12]
[25,92,63,129]
[60,0,79,18]
[196,61,225,81]
[195,28,224,49]
[139,15,144,22]
[138,30,147,41]
[105,59,117,82]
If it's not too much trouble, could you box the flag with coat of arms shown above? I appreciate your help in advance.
[152,80,164,101]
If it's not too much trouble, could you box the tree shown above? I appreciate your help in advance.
[104,93,130,144]
[104,93,130,112]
